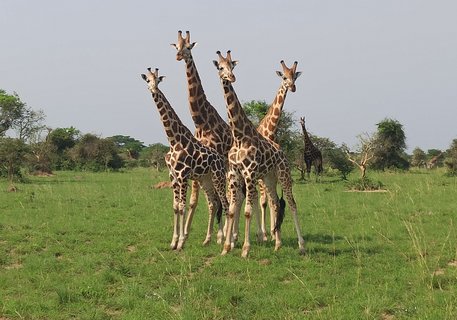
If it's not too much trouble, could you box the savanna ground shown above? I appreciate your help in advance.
[1,168,457,319]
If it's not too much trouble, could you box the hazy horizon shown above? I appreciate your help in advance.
[1,1,456,152]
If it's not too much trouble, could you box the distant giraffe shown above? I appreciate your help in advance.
[300,116,323,180]
[172,30,233,244]
[427,152,443,169]
[141,67,229,250]
[214,50,305,257]
[257,60,302,240]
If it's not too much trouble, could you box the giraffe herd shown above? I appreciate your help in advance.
[141,31,319,257]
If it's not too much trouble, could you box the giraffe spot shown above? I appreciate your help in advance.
[224,86,229,94]
[278,96,283,104]
[227,94,235,105]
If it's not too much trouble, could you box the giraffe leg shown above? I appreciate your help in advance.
[222,170,241,255]
[278,165,306,254]
[184,180,200,240]
[200,176,219,246]
[242,179,258,258]
[170,184,180,250]
[176,181,188,251]
[261,174,282,251]
[258,182,268,241]
[212,169,230,245]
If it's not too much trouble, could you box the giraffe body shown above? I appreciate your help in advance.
[214,51,305,257]
[173,31,233,244]
[300,116,323,180]
[141,68,229,250]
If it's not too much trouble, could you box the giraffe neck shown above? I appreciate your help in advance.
[257,84,289,141]
[184,57,211,128]
[221,79,256,141]
[301,123,314,150]
[151,90,193,146]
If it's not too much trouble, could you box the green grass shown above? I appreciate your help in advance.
[1,168,457,319]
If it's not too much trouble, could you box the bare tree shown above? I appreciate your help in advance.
[343,133,375,179]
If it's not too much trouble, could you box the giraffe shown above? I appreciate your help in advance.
[213,50,306,257]
[140,67,229,250]
[427,152,443,169]
[172,31,233,244]
[299,116,323,180]
[256,60,302,240]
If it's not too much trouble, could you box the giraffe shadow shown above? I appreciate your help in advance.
[265,233,380,256]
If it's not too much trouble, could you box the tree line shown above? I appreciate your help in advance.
[1,89,457,189]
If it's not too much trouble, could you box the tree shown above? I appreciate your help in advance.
[13,107,46,143]
[26,128,57,175]
[444,139,457,176]
[0,137,28,190]
[343,133,375,179]
[0,90,26,136]
[68,134,122,171]
[371,118,409,170]
[326,146,354,180]
[48,127,80,170]
[139,143,169,170]
[410,147,427,168]
[110,135,145,160]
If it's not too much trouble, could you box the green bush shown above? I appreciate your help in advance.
[346,177,384,191]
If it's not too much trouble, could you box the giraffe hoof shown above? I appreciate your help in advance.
[241,245,250,258]
[274,243,282,251]
[202,238,211,246]
[298,247,306,255]
[221,243,231,255]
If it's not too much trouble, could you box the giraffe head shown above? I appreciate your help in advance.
[213,50,238,83]
[276,61,302,92]
[141,68,165,93]
[299,116,306,127]
[171,30,197,61]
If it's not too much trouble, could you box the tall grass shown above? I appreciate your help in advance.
[1,168,457,319]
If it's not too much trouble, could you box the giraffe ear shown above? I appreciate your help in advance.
[189,42,197,49]
[276,71,284,77]
[232,60,239,67]
[212,60,219,69]
[158,76,166,82]
[141,74,148,81]
[295,71,302,79]
[171,43,178,49]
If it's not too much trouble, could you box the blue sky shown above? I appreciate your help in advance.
[1,0,456,152]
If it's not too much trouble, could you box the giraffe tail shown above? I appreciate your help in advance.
[274,191,286,233]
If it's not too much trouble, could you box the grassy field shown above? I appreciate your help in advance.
[1,168,457,319]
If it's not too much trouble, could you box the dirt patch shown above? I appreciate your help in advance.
[381,312,395,320]
[4,262,23,270]
[448,260,457,267]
